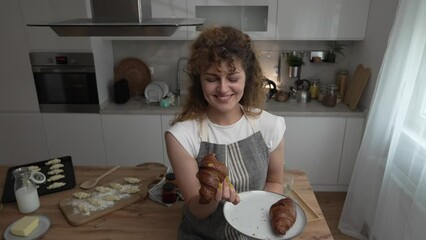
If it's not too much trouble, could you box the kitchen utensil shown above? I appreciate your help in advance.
[295,79,311,91]
[79,165,121,190]
[3,215,51,240]
[62,177,145,225]
[297,90,311,103]
[144,81,168,102]
[343,64,371,110]
[287,189,321,222]
[264,78,277,100]
[223,190,307,239]
[115,58,151,98]
[290,86,311,103]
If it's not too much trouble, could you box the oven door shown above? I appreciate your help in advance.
[33,67,100,113]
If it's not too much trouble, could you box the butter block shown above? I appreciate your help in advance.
[10,216,39,237]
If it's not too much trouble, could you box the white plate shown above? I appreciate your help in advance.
[144,82,164,102]
[223,191,307,240]
[153,81,169,98]
[3,215,51,240]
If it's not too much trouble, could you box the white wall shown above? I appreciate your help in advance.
[0,0,39,112]
[112,40,354,95]
[349,0,400,110]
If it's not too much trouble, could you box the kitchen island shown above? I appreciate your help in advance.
[0,164,333,239]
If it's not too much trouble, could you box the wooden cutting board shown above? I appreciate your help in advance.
[59,172,163,226]
[114,58,151,98]
[343,64,371,110]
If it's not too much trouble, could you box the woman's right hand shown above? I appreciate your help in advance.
[215,176,240,205]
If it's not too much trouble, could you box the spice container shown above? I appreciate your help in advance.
[318,84,327,102]
[162,182,178,204]
[309,79,320,99]
[336,70,348,97]
[165,172,178,188]
[323,84,338,107]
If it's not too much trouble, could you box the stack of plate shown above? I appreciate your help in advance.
[144,81,169,102]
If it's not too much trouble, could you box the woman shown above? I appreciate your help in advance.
[165,26,286,239]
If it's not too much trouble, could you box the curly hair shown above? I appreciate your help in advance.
[171,26,265,125]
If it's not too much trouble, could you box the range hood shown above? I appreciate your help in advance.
[27,0,205,37]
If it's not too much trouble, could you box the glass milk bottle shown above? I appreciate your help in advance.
[13,167,43,213]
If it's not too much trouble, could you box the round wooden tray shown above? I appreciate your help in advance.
[114,58,151,97]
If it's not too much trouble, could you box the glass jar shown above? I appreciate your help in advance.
[336,70,349,97]
[318,84,327,102]
[162,182,178,204]
[323,84,338,107]
[309,79,320,99]
[165,172,178,188]
[13,168,42,213]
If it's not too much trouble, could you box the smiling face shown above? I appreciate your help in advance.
[200,59,246,122]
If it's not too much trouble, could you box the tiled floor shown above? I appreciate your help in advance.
[314,192,357,240]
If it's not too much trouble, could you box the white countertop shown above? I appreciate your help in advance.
[101,97,366,117]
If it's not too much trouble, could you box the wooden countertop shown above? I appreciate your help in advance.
[0,165,332,239]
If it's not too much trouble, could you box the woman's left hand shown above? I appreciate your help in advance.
[215,176,240,205]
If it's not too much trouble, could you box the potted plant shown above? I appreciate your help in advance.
[286,51,304,78]
[325,41,345,63]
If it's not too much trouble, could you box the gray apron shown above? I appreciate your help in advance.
[178,114,269,240]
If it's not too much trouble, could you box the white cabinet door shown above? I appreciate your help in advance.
[284,116,345,185]
[161,115,175,168]
[19,0,91,51]
[0,0,39,112]
[102,115,164,166]
[0,113,49,165]
[187,0,278,40]
[276,0,370,40]
[42,113,106,166]
[338,117,364,185]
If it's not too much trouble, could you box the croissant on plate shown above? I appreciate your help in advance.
[269,198,297,235]
[196,153,228,204]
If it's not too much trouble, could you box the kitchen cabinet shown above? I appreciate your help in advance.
[101,115,164,166]
[276,0,370,40]
[187,0,278,40]
[284,116,345,186]
[338,117,364,185]
[0,113,49,165]
[0,0,40,112]
[42,113,106,166]
[283,115,364,190]
[19,0,91,51]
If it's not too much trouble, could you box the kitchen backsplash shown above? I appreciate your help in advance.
[112,40,353,93]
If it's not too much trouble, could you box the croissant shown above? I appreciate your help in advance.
[196,153,228,204]
[269,198,297,235]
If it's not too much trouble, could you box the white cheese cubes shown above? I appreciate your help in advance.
[10,216,39,237]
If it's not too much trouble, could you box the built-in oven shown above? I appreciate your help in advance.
[30,52,100,113]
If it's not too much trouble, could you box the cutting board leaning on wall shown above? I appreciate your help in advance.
[343,64,372,110]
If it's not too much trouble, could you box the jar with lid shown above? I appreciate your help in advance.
[336,70,349,97]
[162,182,178,204]
[323,84,338,107]
[309,79,320,99]
[13,167,45,213]
[165,172,178,188]
[318,84,327,102]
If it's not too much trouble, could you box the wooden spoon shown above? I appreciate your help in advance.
[80,165,121,189]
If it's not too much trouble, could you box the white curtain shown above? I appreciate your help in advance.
[338,0,426,239]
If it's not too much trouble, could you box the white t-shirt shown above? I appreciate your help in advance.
[167,110,286,158]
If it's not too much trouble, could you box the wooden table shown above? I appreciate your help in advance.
[0,165,332,239]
